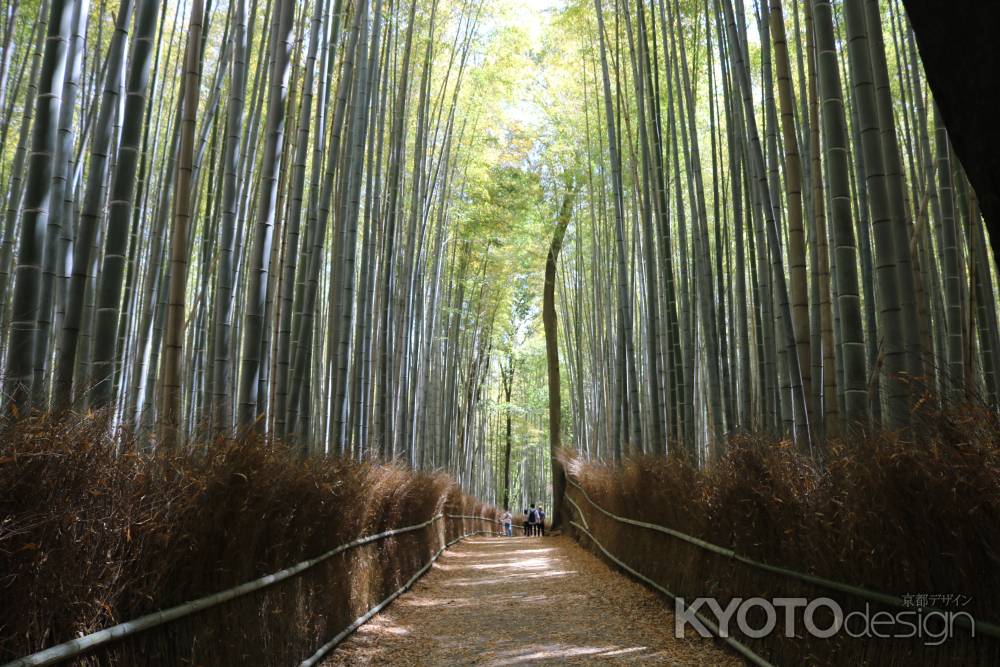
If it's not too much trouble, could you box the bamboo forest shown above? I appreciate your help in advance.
[2,0,999,664]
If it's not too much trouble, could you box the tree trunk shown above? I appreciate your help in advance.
[544,182,575,530]
[160,0,204,445]
[90,0,160,407]
[5,0,76,414]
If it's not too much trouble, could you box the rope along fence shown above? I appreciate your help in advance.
[564,476,1000,665]
[4,514,501,667]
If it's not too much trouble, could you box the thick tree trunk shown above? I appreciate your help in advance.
[5,0,76,414]
[544,183,575,530]
[160,0,204,445]
[501,360,513,511]
[237,0,294,429]
[90,0,160,407]
[811,0,868,429]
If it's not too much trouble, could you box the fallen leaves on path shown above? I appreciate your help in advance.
[321,535,741,666]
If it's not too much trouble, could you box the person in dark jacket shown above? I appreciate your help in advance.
[536,505,546,536]
[527,503,539,536]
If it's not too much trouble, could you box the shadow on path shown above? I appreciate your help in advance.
[322,536,738,665]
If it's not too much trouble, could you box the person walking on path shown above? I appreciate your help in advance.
[522,509,530,536]
[500,509,513,537]
[527,504,539,536]
[536,505,546,536]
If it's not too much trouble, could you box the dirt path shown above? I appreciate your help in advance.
[322,535,740,666]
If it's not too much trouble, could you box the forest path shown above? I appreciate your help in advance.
[322,535,739,666]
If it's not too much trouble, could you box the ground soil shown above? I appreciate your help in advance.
[322,534,741,665]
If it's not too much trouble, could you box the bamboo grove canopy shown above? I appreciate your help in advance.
[0,0,998,487]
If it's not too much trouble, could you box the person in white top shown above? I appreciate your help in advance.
[500,509,513,537]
